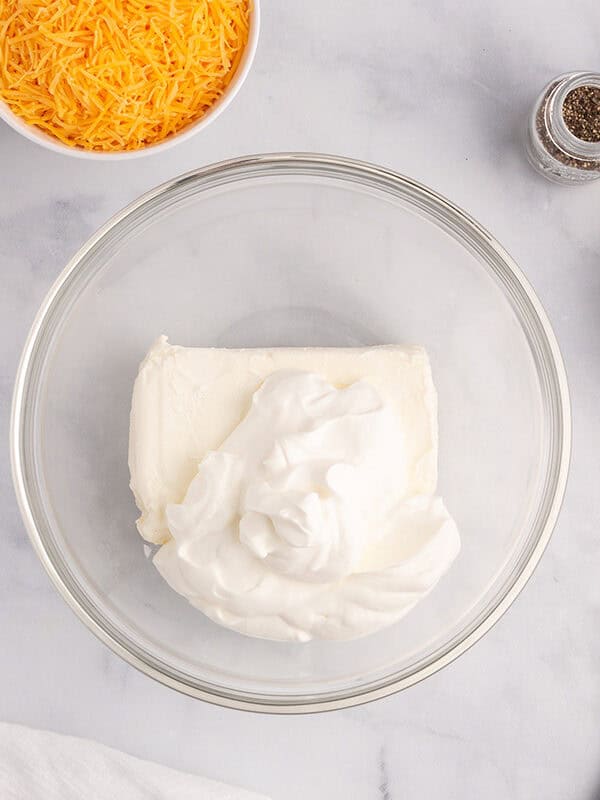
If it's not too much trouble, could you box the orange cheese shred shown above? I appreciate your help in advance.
[0,0,250,151]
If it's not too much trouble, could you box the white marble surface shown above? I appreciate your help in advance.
[1,1,600,798]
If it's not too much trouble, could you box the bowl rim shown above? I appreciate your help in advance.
[0,0,260,160]
[10,152,572,713]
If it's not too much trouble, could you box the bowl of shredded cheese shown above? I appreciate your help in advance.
[0,0,258,158]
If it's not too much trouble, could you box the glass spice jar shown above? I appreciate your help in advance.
[526,71,600,184]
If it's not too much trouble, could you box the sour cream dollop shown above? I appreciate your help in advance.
[154,370,460,641]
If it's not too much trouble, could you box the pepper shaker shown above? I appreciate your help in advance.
[526,71,600,184]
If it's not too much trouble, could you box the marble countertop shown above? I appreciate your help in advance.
[1,1,599,798]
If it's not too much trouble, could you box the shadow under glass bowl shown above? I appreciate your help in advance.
[11,153,571,713]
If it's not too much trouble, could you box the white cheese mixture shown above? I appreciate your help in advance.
[129,336,460,641]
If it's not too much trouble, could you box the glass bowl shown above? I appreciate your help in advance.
[11,154,571,713]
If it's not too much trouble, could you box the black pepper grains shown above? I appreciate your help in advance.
[562,86,600,142]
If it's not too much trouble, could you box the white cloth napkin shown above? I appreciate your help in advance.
[0,723,270,800]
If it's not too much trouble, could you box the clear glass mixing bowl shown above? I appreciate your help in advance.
[11,154,571,712]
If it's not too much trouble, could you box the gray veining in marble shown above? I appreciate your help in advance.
[1,1,600,798]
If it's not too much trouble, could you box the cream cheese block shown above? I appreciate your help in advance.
[129,336,439,546]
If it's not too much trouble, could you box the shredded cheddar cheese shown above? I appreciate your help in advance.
[0,0,250,151]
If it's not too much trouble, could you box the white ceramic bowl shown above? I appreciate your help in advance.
[0,1,260,160]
